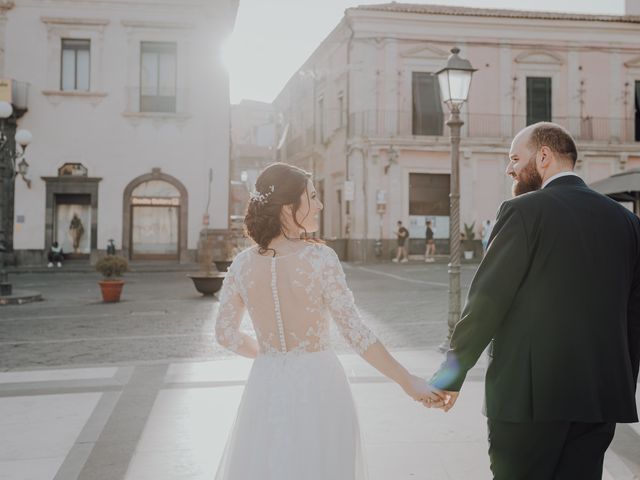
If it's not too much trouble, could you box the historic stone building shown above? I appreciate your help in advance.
[274,2,640,260]
[3,0,238,264]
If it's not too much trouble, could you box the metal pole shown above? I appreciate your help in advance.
[439,107,463,352]
[0,116,17,297]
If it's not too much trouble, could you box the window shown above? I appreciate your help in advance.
[140,42,177,113]
[409,173,450,216]
[635,80,640,142]
[526,77,552,125]
[61,39,90,91]
[412,72,444,136]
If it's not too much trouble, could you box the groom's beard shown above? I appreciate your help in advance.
[512,155,543,197]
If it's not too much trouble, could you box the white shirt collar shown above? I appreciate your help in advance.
[542,171,580,189]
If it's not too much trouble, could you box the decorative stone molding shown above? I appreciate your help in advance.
[624,56,640,68]
[122,169,189,262]
[42,90,108,106]
[41,17,109,94]
[400,43,449,59]
[121,20,194,31]
[514,50,564,65]
[41,17,109,27]
[122,112,192,129]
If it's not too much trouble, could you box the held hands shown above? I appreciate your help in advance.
[401,375,460,411]
[401,374,446,407]
[425,389,459,412]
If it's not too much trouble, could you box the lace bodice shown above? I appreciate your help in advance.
[215,242,378,356]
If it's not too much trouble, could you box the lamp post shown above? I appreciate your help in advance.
[435,47,476,351]
[0,99,33,297]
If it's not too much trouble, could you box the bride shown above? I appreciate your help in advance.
[214,163,441,479]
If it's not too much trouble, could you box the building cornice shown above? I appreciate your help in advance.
[41,176,103,183]
[41,16,110,26]
[352,3,640,25]
[121,19,195,30]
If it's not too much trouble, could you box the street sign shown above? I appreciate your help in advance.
[344,180,354,201]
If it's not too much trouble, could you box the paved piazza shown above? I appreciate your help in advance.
[0,261,638,480]
[0,262,476,369]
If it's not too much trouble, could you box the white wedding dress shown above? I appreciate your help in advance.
[214,242,378,480]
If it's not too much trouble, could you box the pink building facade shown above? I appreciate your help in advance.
[274,3,640,261]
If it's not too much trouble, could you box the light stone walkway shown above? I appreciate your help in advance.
[1,349,638,480]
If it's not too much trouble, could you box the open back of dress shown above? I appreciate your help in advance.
[214,242,374,479]
[215,242,377,356]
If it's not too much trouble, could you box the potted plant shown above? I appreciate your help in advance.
[95,255,129,302]
[187,231,225,296]
[462,222,476,260]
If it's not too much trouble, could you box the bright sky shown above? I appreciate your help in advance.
[223,0,625,104]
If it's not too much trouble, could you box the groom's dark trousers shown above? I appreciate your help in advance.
[431,175,640,479]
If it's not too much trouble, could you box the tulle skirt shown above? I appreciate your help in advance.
[215,349,367,480]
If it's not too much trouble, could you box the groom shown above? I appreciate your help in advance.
[429,122,640,479]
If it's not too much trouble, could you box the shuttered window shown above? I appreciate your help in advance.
[412,72,444,135]
[526,77,552,125]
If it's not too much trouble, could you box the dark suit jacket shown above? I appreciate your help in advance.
[431,175,640,423]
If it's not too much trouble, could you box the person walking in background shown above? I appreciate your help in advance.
[481,219,493,254]
[47,241,64,268]
[424,220,436,263]
[392,220,409,263]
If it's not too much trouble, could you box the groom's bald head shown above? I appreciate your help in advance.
[522,122,577,167]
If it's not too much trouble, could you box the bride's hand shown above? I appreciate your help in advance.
[401,374,445,406]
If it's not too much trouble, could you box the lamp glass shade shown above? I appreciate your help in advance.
[15,129,32,147]
[437,69,473,109]
[0,101,13,119]
[17,158,29,176]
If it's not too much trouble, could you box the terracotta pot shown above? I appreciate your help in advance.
[99,279,125,303]
[187,273,225,296]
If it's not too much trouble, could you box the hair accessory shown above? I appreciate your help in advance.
[249,185,275,205]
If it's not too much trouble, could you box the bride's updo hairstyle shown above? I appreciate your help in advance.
[244,162,312,256]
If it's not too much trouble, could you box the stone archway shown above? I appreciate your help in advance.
[122,168,189,262]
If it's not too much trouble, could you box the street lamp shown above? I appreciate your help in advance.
[435,47,476,351]
[0,99,33,297]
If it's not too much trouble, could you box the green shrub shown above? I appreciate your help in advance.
[96,256,129,278]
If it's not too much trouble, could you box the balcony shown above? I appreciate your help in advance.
[348,111,639,144]
[123,87,191,120]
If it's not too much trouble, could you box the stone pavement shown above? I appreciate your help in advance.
[1,350,638,480]
[0,261,639,479]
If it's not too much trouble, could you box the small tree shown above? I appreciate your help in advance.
[463,222,476,251]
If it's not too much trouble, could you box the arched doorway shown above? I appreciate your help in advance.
[123,170,188,261]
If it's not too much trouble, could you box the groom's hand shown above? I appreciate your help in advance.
[440,390,459,412]
[423,386,459,411]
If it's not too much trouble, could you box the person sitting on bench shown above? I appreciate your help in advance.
[47,241,64,268]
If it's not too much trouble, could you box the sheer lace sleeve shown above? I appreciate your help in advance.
[215,259,246,353]
[321,246,378,354]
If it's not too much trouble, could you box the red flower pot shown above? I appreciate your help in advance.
[99,280,125,303]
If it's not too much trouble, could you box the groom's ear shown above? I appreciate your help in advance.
[537,145,553,169]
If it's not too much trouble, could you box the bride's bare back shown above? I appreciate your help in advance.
[215,242,377,355]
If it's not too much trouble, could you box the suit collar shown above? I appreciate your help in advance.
[544,173,586,189]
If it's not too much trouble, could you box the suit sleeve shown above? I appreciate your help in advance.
[628,217,640,388]
[431,201,532,391]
